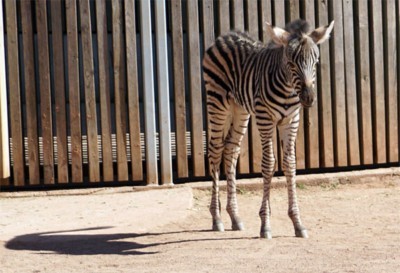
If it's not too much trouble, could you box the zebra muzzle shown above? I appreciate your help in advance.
[299,87,316,108]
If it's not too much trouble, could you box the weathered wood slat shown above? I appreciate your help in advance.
[370,0,386,164]
[316,0,334,168]
[140,0,158,184]
[124,0,143,181]
[355,0,373,165]
[261,0,272,43]
[331,0,348,166]
[187,0,205,177]
[343,0,360,166]
[36,0,54,184]
[247,0,262,173]
[21,0,40,184]
[51,0,69,183]
[385,0,398,163]
[288,0,305,170]
[218,0,230,35]
[0,0,10,184]
[5,0,24,185]
[154,0,172,185]
[111,0,129,182]
[65,0,83,182]
[95,0,114,182]
[233,0,250,174]
[79,0,100,182]
[304,0,319,169]
[273,0,285,171]
[171,0,188,178]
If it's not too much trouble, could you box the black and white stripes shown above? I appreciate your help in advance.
[203,19,334,238]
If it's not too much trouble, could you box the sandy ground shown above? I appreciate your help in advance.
[1,176,399,273]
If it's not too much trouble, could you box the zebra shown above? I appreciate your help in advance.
[202,19,334,239]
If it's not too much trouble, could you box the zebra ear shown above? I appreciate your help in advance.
[309,21,334,45]
[265,22,290,46]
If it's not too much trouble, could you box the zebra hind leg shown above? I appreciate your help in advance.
[224,105,250,231]
[208,111,230,232]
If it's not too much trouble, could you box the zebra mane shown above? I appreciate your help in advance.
[284,19,310,37]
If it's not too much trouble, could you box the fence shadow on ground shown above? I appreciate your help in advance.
[5,227,257,256]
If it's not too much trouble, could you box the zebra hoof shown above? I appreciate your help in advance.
[212,220,225,232]
[260,230,272,239]
[295,228,308,238]
[232,221,245,231]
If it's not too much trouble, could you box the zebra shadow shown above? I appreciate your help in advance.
[5,227,256,256]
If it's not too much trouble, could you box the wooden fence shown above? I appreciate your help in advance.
[0,0,399,189]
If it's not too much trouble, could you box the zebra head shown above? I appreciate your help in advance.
[266,20,334,108]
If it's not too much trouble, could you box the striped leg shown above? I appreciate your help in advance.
[207,102,230,232]
[224,104,249,231]
[278,114,308,238]
[258,125,276,239]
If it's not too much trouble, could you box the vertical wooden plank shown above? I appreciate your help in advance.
[95,0,114,182]
[289,0,300,21]
[232,0,244,31]
[66,0,83,182]
[187,0,205,177]
[218,0,230,35]
[288,0,306,170]
[124,0,143,181]
[273,0,285,171]
[370,0,386,163]
[36,0,54,184]
[232,0,249,174]
[171,0,188,178]
[79,0,100,182]
[5,0,24,185]
[355,0,373,165]
[342,0,360,166]
[385,0,398,163]
[51,0,69,183]
[0,0,10,183]
[140,0,158,184]
[111,0,129,181]
[202,0,214,49]
[154,0,172,185]
[247,0,262,173]
[261,0,272,43]
[21,0,40,184]
[316,0,334,167]
[273,0,285,27]
[331,0,348,166]
[304,0,320,169]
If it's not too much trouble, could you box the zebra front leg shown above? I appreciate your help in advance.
[259,136,275,239]
[279,117,308,238]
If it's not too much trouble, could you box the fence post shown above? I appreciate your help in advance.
[0,0,10,182]
[154,0,173,185]
[140,0,158,185]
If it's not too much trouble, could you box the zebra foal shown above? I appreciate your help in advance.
[202,19,334,239]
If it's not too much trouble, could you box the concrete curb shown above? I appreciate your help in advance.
[1,167,399,198]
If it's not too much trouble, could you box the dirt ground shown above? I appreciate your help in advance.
[1,176,399,273]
